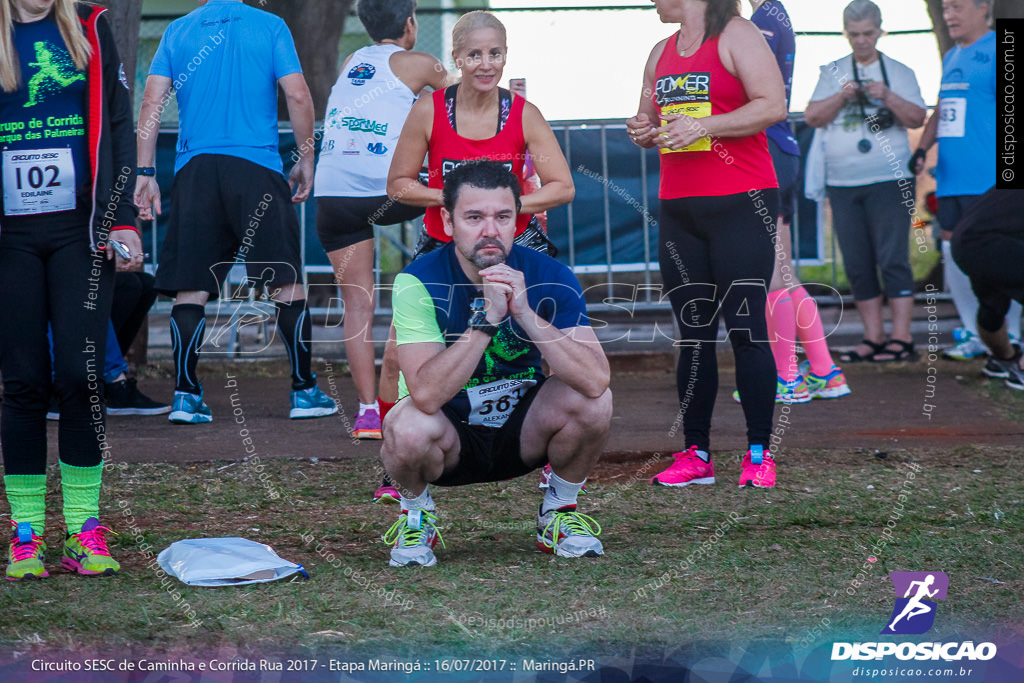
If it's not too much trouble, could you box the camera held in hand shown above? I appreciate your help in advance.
[869,106,896,130]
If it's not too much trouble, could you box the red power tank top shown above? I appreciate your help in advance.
[425,87,531,240]
[653,32,778,199]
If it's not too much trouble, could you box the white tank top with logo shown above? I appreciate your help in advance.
[315,43,416,198]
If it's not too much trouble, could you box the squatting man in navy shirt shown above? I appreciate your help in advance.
[380,161,612,567]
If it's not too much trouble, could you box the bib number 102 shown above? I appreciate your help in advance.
[14,165,60,190]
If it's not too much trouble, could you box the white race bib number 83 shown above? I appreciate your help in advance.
[937,97,966,139]
[3,148,76,216]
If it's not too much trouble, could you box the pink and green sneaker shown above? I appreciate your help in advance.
[62,518,120,576]
[799,361,852,399]
[7,522,48,581]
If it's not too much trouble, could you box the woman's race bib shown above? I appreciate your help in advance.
[2,148,75,216]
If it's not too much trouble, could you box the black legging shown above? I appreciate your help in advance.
[0,210,113,475]
[112,271,157,355]
[658,191,778,452]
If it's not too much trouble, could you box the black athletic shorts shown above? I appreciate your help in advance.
[316,196,425,252]
[951,188,1024,333]
[430,377,546,487]
[154,154,302,299]
[768,138,800,224]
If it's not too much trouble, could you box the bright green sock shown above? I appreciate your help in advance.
[59,463,102,534]
[4,474,47,536]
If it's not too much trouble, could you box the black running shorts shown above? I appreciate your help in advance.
[430,377,546,487]
[154,154,303,299]
[315,196,425,253]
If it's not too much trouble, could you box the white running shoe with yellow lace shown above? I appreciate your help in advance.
[383,509,444,567]
[536,505,603,558]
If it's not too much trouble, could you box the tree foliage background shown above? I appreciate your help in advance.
[94,0,144,106]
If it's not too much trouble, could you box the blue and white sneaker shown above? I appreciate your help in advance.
[799,360,852,399]
[776,376,812,404]
[289,385,339,419]
[943,331,988,360]
[169,391,212,424]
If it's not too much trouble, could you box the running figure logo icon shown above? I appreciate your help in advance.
[881,571,949,635]
[24,41,85,108]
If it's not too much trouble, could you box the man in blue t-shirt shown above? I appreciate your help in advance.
[134,0,338,423]
[912,0,1021,361]
[381,161,612,567]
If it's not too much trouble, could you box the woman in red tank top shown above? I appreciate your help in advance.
[375,12,574,490]
[627,1,790,490]
[387,11,573,244]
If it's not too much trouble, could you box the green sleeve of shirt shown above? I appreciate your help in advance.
[392,273,444,401]
[392,273,444,346]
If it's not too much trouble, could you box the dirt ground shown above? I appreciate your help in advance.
[30,352,1021,471]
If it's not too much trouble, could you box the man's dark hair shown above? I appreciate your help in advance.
[356,0,416,42]
[442,160,522,215]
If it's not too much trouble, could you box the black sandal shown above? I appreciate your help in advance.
[872,339,917,363]
[840,339,884,363]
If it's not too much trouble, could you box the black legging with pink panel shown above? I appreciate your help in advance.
[658,190,778,452]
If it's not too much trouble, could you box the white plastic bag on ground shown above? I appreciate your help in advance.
[157,537,308,586]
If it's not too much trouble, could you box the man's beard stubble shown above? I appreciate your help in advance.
[466,237,507,269]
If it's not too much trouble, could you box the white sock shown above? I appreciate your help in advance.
[359,401,378,416]
[694,449,710,463]
[943,241,980,336]
[400,487,434,512]
[541,471,584,514]
[1009,302,1023,341]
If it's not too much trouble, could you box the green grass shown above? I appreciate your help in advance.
[3,445,1020,659]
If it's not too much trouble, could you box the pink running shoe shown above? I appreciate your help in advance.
[738,447,776,488]
[353,409,382,439]
[539,463,552,489]
[373,474,400,504]
[650,446,715,487]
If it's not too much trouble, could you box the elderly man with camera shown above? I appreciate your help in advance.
[804,0,927,363]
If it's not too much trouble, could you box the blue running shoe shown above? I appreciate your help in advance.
[943,331,988,360]
[289,385,339,419]
[168,391,212,424]
[799,360,852,399]
[776,376,811,404]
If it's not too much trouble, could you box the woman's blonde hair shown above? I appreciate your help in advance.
[1,0,92,93]
[451,10,506,55]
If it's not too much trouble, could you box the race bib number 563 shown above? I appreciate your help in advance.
[3,148,75,216]
[466,379,538,428]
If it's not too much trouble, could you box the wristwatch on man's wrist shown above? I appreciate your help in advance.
[468,297,500,337]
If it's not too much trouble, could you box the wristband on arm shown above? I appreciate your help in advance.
[907,149,927,176]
